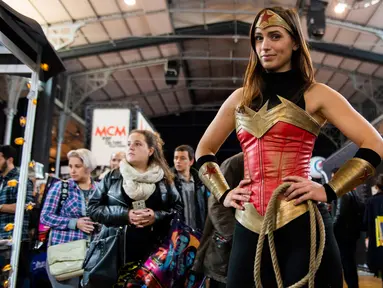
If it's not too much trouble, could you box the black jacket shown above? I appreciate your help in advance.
[172,167,209,231]
[333,190,363,241]
[88,169,183,227]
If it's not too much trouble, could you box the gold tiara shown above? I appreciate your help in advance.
[255,10,293,34]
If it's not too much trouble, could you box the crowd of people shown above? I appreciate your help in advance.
[1,135,383,287]
[0,5,383,288]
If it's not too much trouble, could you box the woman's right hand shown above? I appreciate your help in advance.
[76,217,95,234]
[223,179,251,210]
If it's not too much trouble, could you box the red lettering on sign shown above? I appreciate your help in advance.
[95,126,126,136]
[115,126,126,136]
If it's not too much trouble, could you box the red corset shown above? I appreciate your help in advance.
[235,97,325,216]
[237,122,316,215]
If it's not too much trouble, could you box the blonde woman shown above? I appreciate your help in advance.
[40,149,97,288]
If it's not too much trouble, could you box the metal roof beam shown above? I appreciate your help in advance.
[43,9,167,28]
[326,17,383,39]
[88,85,237,104]
[70,58,167,77]
[59,21,383,65]
[309,41,383,65]
[59,21,247,59]
[68,54,383,83]
[88,87,188,105]
[54,98,85,126]
[48,10,383,39]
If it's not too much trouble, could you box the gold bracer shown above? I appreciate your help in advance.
[198,162,230,201]
[328,157,376,197]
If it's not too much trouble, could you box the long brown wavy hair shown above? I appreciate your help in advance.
[242,7,315,108]
[129,129,174,184]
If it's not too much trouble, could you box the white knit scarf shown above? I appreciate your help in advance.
[119,159,164,201]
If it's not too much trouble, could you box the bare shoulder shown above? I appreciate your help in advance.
[305,82,347,113]
[305,83,383,155]
[224,87,244,109]
[306,82,346,100]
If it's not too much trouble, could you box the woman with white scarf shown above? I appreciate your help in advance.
[88,130,182,263]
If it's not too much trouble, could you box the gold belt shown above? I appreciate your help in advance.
[235,199,309,234]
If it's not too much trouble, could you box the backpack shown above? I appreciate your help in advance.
[37,179,68,243]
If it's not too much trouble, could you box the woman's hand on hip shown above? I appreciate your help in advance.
[283,176,327,205]
[76,217,95,234]
[129,209,155,228]
[223,179,252,210]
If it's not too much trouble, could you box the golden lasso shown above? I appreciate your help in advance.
[253,183,326,288]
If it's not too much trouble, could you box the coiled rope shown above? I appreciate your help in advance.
[253,183,326,288]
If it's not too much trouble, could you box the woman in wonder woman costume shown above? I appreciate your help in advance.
[196,6,383,288]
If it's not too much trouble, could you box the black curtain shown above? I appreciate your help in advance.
[32,78,56,173]
[0,101,6,144]
[11,97,28,166]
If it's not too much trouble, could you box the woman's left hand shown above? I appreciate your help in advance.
[283,176,327,205]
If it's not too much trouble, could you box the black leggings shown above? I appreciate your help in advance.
[226,204,343,288]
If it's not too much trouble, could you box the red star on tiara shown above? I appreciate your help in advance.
[255,10,293,34]
[259,10,274,25]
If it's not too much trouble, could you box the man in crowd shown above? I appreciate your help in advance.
[0,145,34,287]
[173,145,208,231]
[98,151,125,180]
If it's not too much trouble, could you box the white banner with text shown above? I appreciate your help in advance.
[91,109,131,166]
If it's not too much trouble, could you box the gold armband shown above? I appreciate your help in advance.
[198,162,230,201]
[328,157,376,198]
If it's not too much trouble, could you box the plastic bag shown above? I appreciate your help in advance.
[123,219,205,288]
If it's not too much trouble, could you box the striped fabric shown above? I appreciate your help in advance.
[40,179,96,246]
[0,168,33,240]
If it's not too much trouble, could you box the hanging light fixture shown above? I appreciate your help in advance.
[14,137,25,145]
[2,264,11,272]
[353,0,381,9]
[124,0,136,6]
[7,180,17,187]
[334,0,381,13]
[3,223,14,232]
[25,202,34,211]
[334,1,347,13]
[19,116,26,127]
